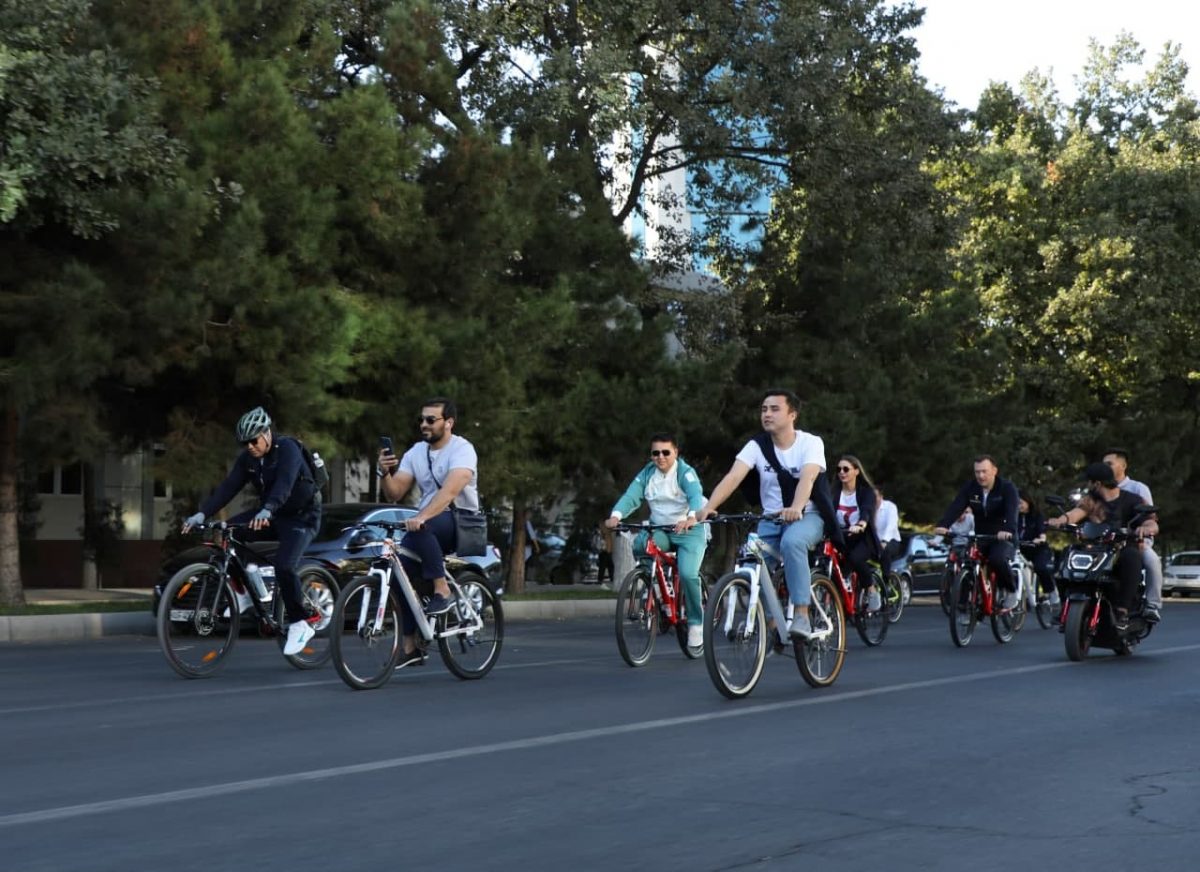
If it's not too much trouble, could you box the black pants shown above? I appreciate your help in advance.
[840,533,878,590]
[232,506,320,625]
[597,551,614,586]
[1021,543,1056,597]
[983,539,1016,592]
[1113,544,1143,612]
[398,511,457,636]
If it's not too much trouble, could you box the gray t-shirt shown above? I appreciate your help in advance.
[399,435,480,512]
[1118,476,1152,504]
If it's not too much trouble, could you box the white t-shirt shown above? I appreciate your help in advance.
[875,499,900,543]
[735,430,826,514]
[1118,476,1153,504]
[835,490,860,528]
[644,463,692,526]
[399,435,480,512]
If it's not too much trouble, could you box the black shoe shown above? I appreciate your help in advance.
[424,593,455,616]
[396,649,426,670]
[1113,609,1130,632]
[1143,606,1161,624]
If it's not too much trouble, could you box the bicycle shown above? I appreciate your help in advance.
[328,520,503,690]
[812,538,890,647]
[947,533,1026,647]
[937,542,968,617]
[612,522,709,667]
[156,522,339,678]
[884,568,906,624]
[1017,544,1056,630]
[703,514,846,699]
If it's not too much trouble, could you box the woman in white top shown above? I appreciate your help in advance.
[832,455,884,611]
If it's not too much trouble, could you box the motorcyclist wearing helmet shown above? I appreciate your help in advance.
[1047,461,1158,630]
[182,406,322,655]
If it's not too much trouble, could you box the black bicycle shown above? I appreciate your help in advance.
[156,522,339,678]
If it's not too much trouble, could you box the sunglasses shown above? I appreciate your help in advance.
[650,449,673,457]
[417,415,444,426]
[836,465,854,473]
[244,435,262,447]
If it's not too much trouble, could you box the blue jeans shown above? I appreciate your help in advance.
[756,514,825,606]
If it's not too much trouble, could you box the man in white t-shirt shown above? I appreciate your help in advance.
[874,486,901,588]
[379,396,480,667]
[690,389,830,639]
[1103,449,1162,622]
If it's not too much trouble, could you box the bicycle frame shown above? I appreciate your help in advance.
[721,533,836,644]
[355,530,484,644]
[615,524,684,627]
[173,524,283,631]
[963,537,998,616]
[816,540,860,618]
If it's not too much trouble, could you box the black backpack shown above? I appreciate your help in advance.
[736,431,840,541]
[284,436,330,491]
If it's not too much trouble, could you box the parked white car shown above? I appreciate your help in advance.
[1163,551,1200,597]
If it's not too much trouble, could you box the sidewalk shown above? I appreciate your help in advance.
[0,584,616,643]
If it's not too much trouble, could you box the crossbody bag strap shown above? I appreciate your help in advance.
[426,444,443,491]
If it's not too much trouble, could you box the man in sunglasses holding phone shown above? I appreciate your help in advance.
[378,397,480,668]
[607,433,709,655]
[181,406,323,655]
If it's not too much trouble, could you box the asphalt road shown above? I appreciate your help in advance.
[2,603,1199,872]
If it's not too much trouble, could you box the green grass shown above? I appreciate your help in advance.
[0,601,151,616]
[504,588,616,600]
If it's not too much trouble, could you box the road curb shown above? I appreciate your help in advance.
[0,600,616,643]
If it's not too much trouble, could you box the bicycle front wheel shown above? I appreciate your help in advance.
[330,575,402,690]
[674,573,709,659]
[854,579,888,647]
[615,569,657,667]
[703,572,767,699]
[991,593,1022,643]
[157,562,240,679]
[1035,597,1054,630]
[796,574,846,688]
[885,573,906,624]
[277,566,340,670]
[437,571,504,679]
[948,569,978,647]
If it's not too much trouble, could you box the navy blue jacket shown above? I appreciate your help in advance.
[200,436,316,520]
[938,477,1019,536]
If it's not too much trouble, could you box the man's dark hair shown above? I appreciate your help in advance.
[1103,447,1130,464]
[761,388,801,414]
[423,396,457,420]
[973,454,998,467]
[648,432,677,448]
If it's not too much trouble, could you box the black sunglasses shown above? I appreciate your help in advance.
[418,415,444,425]
[836,465,854,473]
[650,449,673,457]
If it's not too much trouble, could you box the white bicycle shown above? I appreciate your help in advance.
[703,515,847,699]
[329,520,503,690]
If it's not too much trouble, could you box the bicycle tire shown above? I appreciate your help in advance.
[1035,598,1054,630]
[157,562,240,679]
[674,572,709,659]
[794,574,846,687]
[991,585,1021,643]
[938,566,954,616]
[948,568,978,648]
[330,575,402,690]
[853,577,888,647]
[703,571,767,699]
[615,568,657,667]
[277,566,340,670]
[437,571,504,679]
[885,573,906,624]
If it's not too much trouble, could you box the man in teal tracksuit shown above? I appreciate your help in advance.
[606,433,708,654]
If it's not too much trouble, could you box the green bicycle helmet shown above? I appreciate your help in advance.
[235,406,272,443]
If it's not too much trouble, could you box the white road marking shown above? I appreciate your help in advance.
[4,641,1199,829]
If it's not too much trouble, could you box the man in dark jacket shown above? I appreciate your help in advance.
[182,406,322,655]
[934,455,1020,609]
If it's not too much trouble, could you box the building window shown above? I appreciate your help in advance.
[152,444,172,499]
[37,462,84,496]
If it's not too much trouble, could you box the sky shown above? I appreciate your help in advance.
[906,0,1200,109]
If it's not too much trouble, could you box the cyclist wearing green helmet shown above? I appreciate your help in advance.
[182,406,323,655]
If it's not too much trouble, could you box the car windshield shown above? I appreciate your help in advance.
[1169,553,1200,567]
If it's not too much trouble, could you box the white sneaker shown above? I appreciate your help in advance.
[283,620,315,655]
[1048,591,1060,606]
[867,587,882,611]
[687,624,703,649]
[789,613,813,639]
[1001,589,1019,610]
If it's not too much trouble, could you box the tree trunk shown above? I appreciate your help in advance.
[0,405,25,607]
[506,503,529,595]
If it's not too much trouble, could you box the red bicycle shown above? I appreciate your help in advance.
[613,522,708,666]
[947,533,1025,646]
[812,538,889,647]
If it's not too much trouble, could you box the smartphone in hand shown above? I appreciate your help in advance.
[379,436,394,456]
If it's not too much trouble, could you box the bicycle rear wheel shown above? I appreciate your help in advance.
[157,563,240,679]
[615,569,657,667]
[796,574,846,687]
[277,566,339,670]
[885,573,906,624]
[330,575,402,690]
[948,569,978,647]
[853,578,888,647]
[438,571,504,679]
[703,572,767,699]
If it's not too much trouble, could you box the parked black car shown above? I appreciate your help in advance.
[304,503,504,593]
[890,531,951,597]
